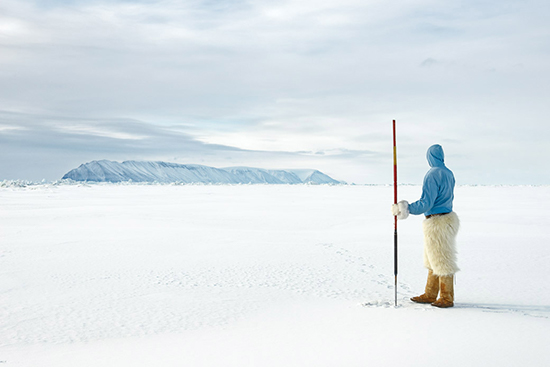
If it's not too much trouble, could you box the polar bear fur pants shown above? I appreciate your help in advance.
[422,212,460,276]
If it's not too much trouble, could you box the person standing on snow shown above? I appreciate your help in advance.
[391,144,460,308]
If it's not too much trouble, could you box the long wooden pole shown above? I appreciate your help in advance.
[393,120,398,306]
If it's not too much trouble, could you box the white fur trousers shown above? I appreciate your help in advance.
[422,212,460,276]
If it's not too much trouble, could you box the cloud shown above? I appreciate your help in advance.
[0,111,236,179]
[420,58,438,67]
[0,110,387,182]
[0,0,549,184]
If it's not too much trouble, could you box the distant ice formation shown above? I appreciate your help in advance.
[62,160,341,184]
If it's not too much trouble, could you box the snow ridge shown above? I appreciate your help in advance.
[62,160,341,184]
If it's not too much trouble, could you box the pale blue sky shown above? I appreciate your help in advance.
[1,0,549,184]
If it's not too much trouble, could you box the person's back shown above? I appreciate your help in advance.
[409,144,455,216]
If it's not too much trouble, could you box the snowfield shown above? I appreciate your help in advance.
[1,184,549,366]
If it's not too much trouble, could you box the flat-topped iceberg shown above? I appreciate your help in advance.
[62,160,341,184]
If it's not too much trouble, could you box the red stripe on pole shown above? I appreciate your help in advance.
[393,120,397,229]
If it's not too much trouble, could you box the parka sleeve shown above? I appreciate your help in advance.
[408,172,438,215]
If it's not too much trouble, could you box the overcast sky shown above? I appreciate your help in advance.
[1,0,549,184]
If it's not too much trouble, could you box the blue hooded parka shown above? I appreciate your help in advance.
[408,144,455,216]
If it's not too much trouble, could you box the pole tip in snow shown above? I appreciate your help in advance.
[395,275,398,307]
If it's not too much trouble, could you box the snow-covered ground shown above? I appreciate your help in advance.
[1,184,549,366]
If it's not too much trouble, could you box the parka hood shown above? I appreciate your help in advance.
[427,144,445,167]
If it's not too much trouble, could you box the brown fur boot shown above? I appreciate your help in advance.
[411,269,439,303]
[431,275,454,308]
